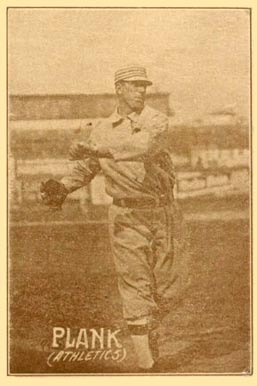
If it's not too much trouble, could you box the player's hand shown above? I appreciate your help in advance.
[69,141,98,160]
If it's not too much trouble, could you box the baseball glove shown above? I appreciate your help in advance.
[40,179,68,210]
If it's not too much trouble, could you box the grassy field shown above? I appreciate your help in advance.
[9,204,251,374]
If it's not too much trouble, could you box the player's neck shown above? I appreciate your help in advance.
[117,104,133,117]
[117,102,142,117]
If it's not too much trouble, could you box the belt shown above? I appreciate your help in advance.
[113,195,170,209]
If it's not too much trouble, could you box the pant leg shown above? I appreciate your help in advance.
[108,204,158,322]
[153,206,176,298]
[153,204,190,318]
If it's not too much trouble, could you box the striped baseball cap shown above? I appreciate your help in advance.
[114,64,152,85]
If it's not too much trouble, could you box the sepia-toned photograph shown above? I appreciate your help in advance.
[8,7,251,375]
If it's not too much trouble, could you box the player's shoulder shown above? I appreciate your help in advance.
[142,105,168,123]
[141,105,168,131]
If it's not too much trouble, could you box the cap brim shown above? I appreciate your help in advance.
[115,77,152,86]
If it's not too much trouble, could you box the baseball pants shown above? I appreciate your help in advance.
[108,203,180,325]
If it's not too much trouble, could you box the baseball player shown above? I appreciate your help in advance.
[41,64,178,371]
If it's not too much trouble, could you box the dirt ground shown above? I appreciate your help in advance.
[9,203,251,374]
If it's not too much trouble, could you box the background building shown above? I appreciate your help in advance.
[9,92,171,121]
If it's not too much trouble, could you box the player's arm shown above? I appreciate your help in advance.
[71,115,170,162]
[40,157,101,209]
[69,140,112,160]
[61,157,101,193]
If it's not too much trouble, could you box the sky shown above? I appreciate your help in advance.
[8,8,250,119]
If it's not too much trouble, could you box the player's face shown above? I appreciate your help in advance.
[117,81,147,112]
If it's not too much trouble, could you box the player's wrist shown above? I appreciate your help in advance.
[95,146,112,159]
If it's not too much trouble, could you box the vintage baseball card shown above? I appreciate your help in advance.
[1,0,256,385]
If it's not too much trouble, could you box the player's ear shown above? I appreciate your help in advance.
[115,81,124,96]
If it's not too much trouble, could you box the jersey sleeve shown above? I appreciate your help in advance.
[61,158,101,193]
[60,121,101,193]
